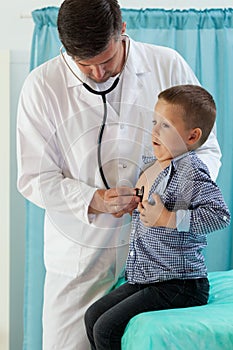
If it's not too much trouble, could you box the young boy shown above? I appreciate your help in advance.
[84,85,231,350]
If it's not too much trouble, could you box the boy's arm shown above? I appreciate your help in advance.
[138,172,230,233]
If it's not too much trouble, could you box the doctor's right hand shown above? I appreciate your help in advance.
[88,187,140,217]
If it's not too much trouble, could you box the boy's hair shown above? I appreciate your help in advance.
[57,0,122,60]
[158,84,216,146]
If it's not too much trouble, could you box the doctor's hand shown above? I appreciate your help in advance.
[138,194,176,228]
[89,187,140,217]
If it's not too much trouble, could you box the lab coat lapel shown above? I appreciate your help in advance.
[77,80,120,122]
[64,53,105,120]
[119,39,149,120]
[120,66,143,107]
[79,84,103,113]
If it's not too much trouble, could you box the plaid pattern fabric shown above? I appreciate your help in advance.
[126,152,230,284]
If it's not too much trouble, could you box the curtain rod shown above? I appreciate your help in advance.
[20,13,32,19]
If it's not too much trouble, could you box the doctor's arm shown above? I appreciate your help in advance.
[16,80,97,225]
[17,76,139,223]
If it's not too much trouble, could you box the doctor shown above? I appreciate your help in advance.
[17,0,222,349]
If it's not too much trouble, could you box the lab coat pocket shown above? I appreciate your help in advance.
[78,246,116,283]
[44,214,82,278]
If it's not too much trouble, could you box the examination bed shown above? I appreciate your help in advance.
[121,269,233,349]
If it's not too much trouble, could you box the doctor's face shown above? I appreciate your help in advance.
[152,99,191,161]
[73,37,125,83]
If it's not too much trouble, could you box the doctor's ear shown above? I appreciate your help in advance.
[121,22,126,34]
[188,128,202,146]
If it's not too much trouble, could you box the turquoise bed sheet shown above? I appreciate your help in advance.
[121,270,233,349]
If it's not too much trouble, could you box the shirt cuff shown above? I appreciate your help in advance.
[176,209,191,232]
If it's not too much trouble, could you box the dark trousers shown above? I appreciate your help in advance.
[84,278,209,350]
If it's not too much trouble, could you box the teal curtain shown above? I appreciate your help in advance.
[24,7,233,350]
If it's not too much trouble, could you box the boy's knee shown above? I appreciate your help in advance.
[92,316,110,348]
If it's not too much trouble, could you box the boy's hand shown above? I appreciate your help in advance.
[138,194,176,228]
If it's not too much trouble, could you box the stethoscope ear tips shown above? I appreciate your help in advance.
[135,186,144,202]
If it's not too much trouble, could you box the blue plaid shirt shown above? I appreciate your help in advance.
[126,151,230,284]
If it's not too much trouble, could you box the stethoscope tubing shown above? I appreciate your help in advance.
[98,98,109,189]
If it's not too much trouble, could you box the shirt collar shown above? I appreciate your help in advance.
[142,151,195,169]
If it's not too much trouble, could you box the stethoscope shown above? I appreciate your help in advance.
[60,35,130,190]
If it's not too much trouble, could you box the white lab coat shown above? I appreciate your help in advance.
[17,38,221,349]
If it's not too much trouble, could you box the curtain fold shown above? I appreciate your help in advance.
[30,7,61,69]
[24,7,233,350]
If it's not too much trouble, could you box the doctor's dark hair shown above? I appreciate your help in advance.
[57,0,123,60]
[158,84,216,146]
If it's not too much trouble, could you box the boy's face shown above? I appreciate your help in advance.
[152,99,192,161]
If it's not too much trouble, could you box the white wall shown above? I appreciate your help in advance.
[0,1,232,349]
[0,50,10,350]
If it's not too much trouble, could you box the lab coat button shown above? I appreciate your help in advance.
[120,124,124,129]
[122,163,127,168]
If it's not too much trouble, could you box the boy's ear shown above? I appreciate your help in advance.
[188,128,202,145]
[121,22,127,34]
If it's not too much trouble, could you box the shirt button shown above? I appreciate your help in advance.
[130,251,134,257]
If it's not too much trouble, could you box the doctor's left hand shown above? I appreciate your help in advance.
[89,187,140,217]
